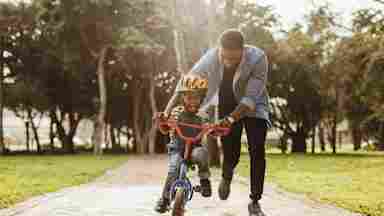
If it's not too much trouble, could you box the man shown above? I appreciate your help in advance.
[164,29,270,216]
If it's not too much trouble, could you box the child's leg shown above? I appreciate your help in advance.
[161,151,183,199]
[191,146,212,197]
[191,146,210,179]
[155,151,183,213]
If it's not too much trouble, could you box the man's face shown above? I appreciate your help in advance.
[220,48,243,69]
[182,92,202,113]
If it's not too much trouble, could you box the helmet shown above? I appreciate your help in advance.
[177,74,208,96]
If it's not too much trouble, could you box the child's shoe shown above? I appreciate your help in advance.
[154,197,170,213]
[200,178,212,197]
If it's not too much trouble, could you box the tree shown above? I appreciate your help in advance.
[269,26,323,153]
[330,6,384,151]
[308,5,342,154]
[0,35,4,154]
[0,1,21,154]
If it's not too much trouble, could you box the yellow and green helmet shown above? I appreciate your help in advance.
[177,74,208,97]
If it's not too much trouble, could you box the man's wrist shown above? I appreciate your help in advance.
[229,103,251,122]
[224,116,236,125]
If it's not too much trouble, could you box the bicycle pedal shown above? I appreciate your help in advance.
[193,185,201,192]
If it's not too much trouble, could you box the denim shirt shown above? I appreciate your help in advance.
[166,45,271,127]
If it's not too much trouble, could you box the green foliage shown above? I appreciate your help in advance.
[239,153,384,216]
[1,0,384,153]
[232,2,277,49]
[268,27,322,148]
[0,155,128,208]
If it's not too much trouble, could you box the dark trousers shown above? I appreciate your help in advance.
[221,117,267,201]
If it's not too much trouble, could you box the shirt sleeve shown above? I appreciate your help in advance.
[240,53,269,111]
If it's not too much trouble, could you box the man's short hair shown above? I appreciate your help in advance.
[219,29,244,50]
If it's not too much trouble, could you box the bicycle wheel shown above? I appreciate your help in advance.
[172,187,186,216]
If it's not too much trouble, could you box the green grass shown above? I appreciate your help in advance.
[238,152,384,216]
[0,154,128,209]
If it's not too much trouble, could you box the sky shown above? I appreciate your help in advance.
[257,0,383,28]
[1,0,383,29]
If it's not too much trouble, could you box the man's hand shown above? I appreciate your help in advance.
[230,103,251,122]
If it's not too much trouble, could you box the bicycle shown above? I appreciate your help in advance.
[156,118,230,216]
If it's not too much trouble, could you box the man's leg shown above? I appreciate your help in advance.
[219,121,243,200]
[244,118,267,216]
[221,121,243,180]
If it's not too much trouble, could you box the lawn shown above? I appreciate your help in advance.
[238,152,384,216]
[0,154,128,209]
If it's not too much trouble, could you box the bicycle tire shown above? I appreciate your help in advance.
[172,187,185,216]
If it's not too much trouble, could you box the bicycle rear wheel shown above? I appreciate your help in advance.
[172,187,186,216]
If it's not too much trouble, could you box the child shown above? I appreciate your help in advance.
[154,74,212,213]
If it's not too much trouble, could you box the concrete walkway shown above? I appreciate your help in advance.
[0,155,363,216]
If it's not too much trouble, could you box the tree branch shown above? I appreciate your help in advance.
[373,0,384,5]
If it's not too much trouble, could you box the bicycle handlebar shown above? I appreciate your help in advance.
[157,119,230,144]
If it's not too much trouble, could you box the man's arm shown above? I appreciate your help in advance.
[230,52,269,122]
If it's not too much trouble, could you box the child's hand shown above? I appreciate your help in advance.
[153,112,171,134]
[158,124,171,135]
[154,112,168,121]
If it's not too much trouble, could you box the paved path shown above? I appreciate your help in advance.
[0,155,363,216]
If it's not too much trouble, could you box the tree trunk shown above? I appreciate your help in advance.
[331,116,337,154]
[117,126,121,146]
[376,122,384,151]
[104,124,110,150]
[93,47,109,155]
[351,121,362,151]
[110,125,115,148]
[311,127,316,154]
[110,125,120,152]
[291,129,307,153]
[172,0,188,74]
[148,55,158,154]
[318,122,326,152]
[63,136,74,153]
[49,117,55,151]
[133,83,145,154]
[0,36,4,155]
[50,110,79,154]
[25,120,30,152]
[27,109,41,153]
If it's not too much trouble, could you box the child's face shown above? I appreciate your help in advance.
[182,92,202,113]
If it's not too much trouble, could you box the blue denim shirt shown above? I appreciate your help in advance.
[166,45,271,127]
